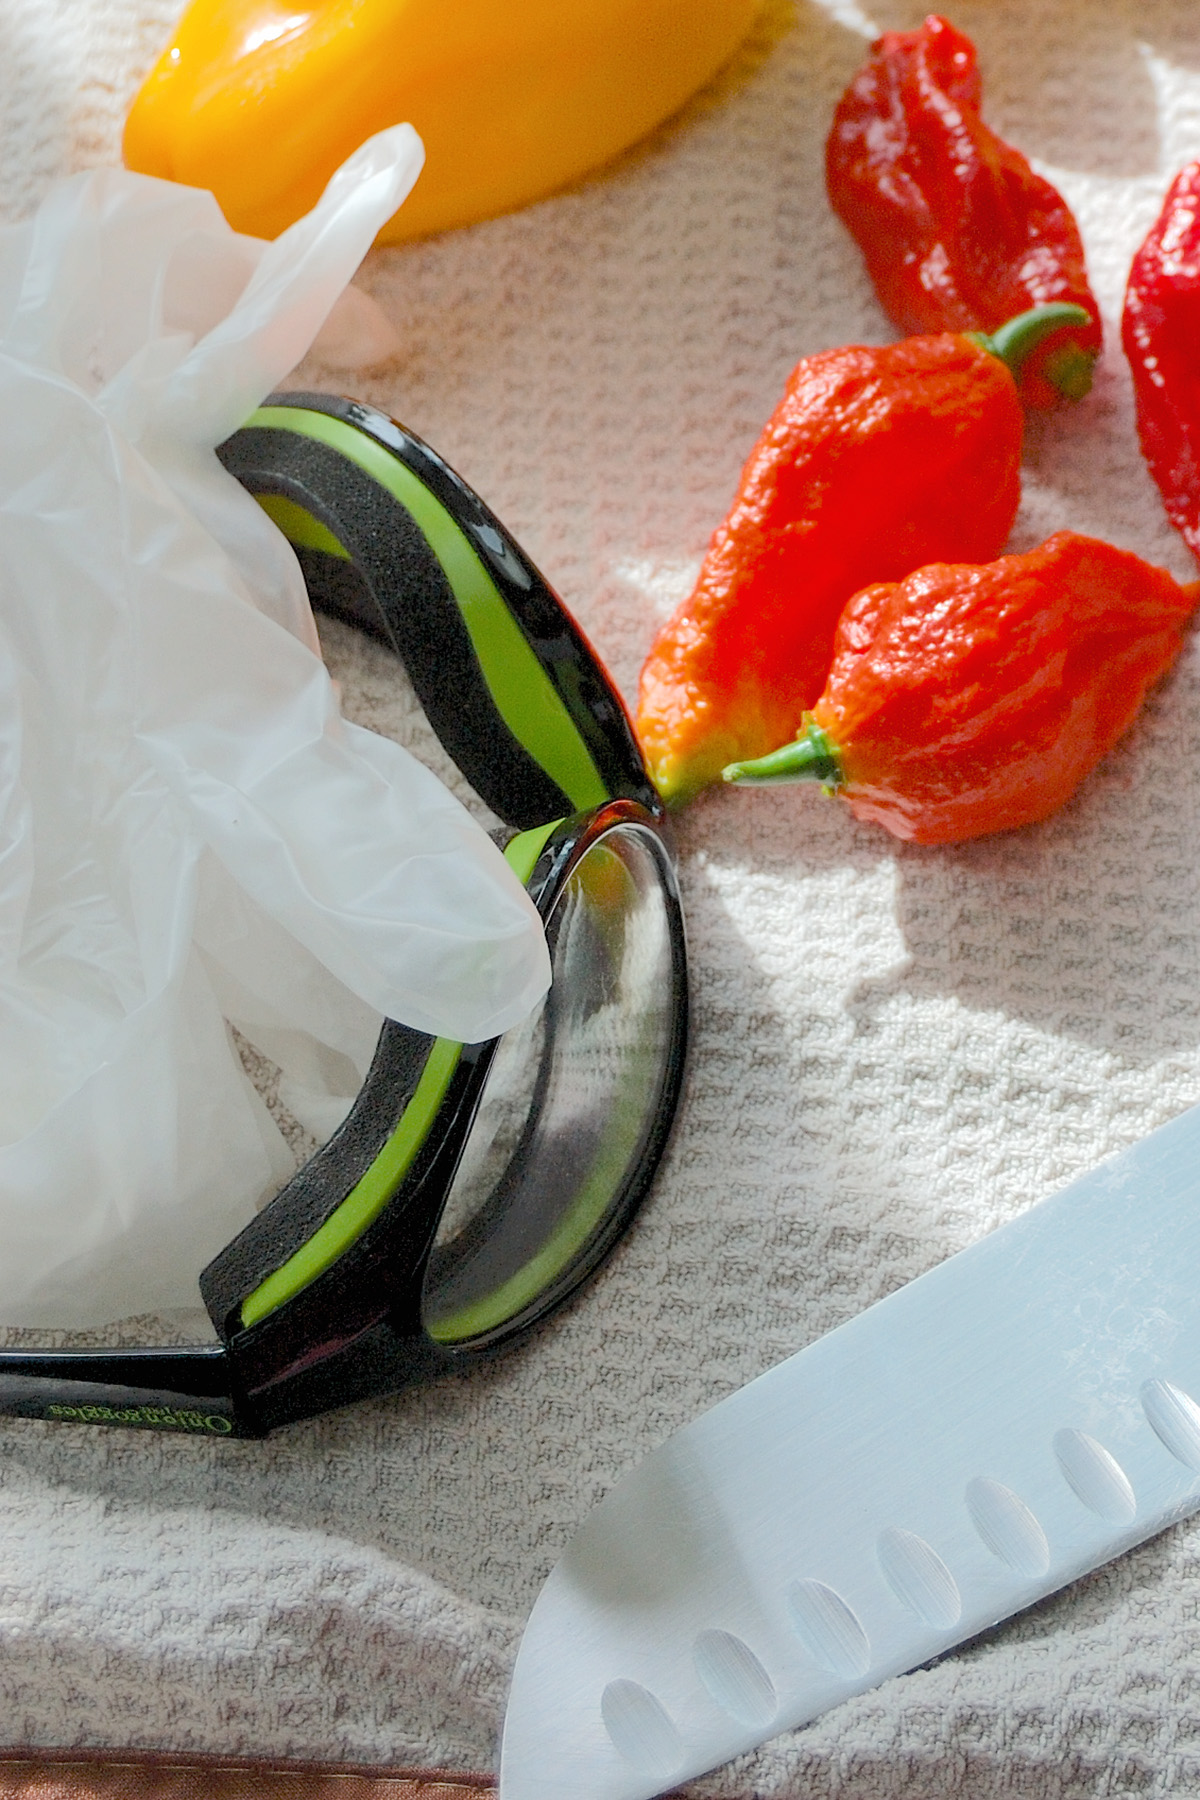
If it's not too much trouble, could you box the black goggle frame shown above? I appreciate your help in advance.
[0,395,688,1438]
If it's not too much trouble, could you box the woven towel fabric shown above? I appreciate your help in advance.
[3,0,1200,1795]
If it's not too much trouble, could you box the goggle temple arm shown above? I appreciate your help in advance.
[0,1343,251,1436]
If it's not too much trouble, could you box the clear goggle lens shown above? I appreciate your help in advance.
[422,821,679,1344]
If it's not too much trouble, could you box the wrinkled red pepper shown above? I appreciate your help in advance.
[723,533,1197,844]
[1123,161,1200,562]
[636,303,1086,806]
[826,14,1102,410]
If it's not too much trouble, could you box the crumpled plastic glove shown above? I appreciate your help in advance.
[0,125,552,1326]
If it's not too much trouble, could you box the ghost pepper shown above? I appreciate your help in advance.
[723,533,1197,845]
[636,302,1088,806]
[826,15,1102,410]
[1123,161,1200,563]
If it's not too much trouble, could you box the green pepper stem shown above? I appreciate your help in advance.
[967,301,1095,399]
[1040,337,1096,402]
[722,719,844,787]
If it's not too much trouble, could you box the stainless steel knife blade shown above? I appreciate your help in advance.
[499,1099,1200,1800]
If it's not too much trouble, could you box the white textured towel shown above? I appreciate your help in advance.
[3,0,1200,1793]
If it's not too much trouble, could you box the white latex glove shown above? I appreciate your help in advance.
[0,128,552,1325]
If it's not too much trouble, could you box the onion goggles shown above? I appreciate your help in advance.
[0,394,688,1438]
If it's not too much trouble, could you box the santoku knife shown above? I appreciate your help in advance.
[499,1099,1200,1799]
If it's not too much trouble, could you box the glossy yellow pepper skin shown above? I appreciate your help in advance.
[124,0,761,243]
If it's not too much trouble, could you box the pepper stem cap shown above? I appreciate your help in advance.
[722,717,844,788]
[968,302,1095,398]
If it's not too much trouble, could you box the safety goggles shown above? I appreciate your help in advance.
[0,394,688,1438]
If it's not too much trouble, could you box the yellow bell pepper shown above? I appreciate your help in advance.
[123,0,762,243]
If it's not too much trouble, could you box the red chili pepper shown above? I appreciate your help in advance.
[723,533,1197,845]
[636,302,1086,807]
[826,14,1102,411]
[1123,161,1200,562]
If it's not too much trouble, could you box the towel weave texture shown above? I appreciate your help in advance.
[3,0,1200,1793]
